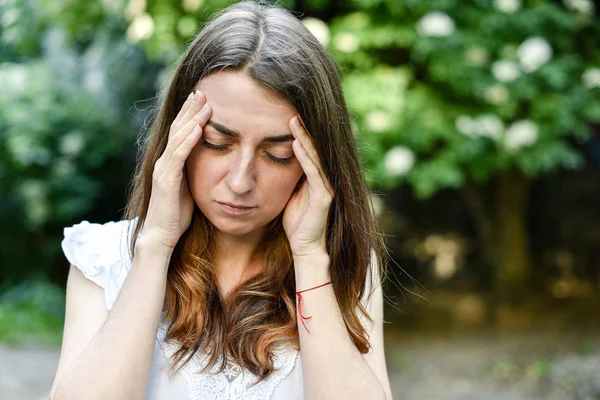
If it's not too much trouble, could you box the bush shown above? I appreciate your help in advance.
[0,279,65,345]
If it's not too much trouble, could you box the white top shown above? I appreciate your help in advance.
[61,219,375,400]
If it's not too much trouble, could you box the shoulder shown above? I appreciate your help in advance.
[61,217,139,310]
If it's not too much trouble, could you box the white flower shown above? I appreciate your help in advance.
[0,63,28,93]
[26,200,50,225]
[504,120,538,152]
[564,0,595,15]
[484,84,510,105]
[475,114,504,140]
[455,115,475,136]
[20,180,47,201]
[366,110,391,132]
[303,17,330,46]
[59,132,85,156]
[493,0,521,13]
[7,135,51,166]
[1,7,20,26]
[126,12,154,43]
[18,179,50,225]
[384,146,415,176]
[125,0,146,21]
[582,68,600,89]
[334,32,359,53]
[182,0,204,13]
[492,60,521,82]
[416,12,455,37]
[517,37,553,72]
[465,46,490,67]
[456,114,504,140]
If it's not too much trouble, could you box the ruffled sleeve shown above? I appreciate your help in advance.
[61,218,138,310]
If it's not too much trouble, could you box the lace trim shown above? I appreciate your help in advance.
[157,324,299,400]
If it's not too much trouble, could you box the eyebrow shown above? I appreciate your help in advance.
[206,121,294,143]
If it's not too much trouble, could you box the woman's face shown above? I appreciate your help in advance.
[186,71,304,238]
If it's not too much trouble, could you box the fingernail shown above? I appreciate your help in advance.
[293,115,302,128]
[199,103,209,113]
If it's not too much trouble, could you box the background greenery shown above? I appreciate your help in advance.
[0,0,599,349]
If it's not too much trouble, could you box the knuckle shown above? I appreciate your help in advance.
[153,178,167,192]
[319,194,333,206]
[155,178,165,189]
[169,130,182,143]
[153,160,163,174]
[172,147,187,159]
[163,173,182,188]
[187,126,202,138]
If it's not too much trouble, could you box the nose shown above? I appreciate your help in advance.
[224,149,256,195]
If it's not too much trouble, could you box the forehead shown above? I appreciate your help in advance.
[196,71,298,139]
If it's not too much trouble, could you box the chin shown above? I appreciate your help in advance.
[207,215,263,236]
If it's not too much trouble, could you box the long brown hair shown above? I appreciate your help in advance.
[124,0,387,382]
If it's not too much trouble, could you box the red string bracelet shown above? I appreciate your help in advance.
[296,281,332,333]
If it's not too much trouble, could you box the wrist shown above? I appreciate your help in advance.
[135,231,174,260]
[293,252,331,290]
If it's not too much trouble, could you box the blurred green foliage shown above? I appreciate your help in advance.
[0,279,65,344]
[332,1,600,198]
[0,0,599,337]
[0,0,159,283]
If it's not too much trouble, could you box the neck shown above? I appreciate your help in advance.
[213,229,265,297]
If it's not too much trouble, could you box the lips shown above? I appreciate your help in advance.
[218,202,254,209]
[216,201,256,216]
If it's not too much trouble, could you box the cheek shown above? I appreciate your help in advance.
[185,148,217,193]
[261,166,303,205]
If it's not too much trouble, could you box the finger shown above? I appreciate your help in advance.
[292,138,332,204]
[172,91,195,129]
[163,103,211,166]
[171,90,207,137]
[179,91,207,128]
[164,124,204,180]
[166,103,211,158]
[290,116,335,197]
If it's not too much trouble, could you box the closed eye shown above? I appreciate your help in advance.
[200,140,228,151]
[200,140,293,165]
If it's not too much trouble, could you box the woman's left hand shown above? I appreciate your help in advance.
[283,115,335,259]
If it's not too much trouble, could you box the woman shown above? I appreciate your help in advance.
[50,1,392,399]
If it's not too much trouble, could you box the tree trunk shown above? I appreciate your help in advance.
[494,169,533,303]
[461,182,497,275]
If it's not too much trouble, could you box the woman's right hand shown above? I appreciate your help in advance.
[142,90,212,250]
